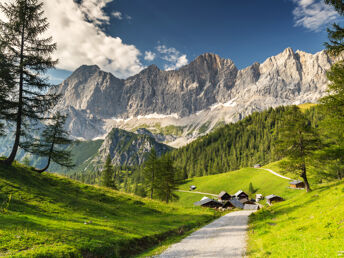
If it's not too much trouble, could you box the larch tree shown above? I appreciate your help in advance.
[274,106,321,192]
[0,0,59,165]
[22,112,74,173]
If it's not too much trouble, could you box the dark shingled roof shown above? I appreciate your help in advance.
[218,191,230,198]
[194,198,222,206]
[228,199,244,209]
[266,194,283,200]
[290,180,303,185]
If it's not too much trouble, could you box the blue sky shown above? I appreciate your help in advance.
[46,0,340,84]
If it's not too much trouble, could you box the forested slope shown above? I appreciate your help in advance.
[171,105,321,178]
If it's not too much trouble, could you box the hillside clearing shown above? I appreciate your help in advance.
[174,167,303,207]
[247,180,344,257]
[0,163,217,257]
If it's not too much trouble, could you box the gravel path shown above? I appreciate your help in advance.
[177,190,217,197]
[158,210,253,258]
[258,168,292,180]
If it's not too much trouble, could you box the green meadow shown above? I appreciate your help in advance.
[0,163,216,257]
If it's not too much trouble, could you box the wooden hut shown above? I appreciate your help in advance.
[255,194,263,202]
[218,191,232,202]
[289,180,305,189]
[239,198,256,205]
[234,190,249,200]
[223,199,244,209]
[190,185,197,191]
[266,194,284,205]
[254,164,261,168]
[194,198,222,208]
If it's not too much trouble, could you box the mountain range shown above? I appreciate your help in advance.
[52,47,332,147]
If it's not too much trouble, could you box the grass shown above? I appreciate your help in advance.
[298,103,317,111]
[0,163,217,257]
[247,180,344,257]
[174,167,304,207]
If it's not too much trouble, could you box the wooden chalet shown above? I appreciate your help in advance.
[190,185,197,191]
[239,198,256,205]
[289,180,305,189]
[194,198,222,208]
[254,164,261,168]
[218,191,231,202]
[266,194,284,205]
[223,199,244,209]
[234,190,249,200]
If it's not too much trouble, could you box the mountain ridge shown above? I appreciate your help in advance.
[52,48,333,147]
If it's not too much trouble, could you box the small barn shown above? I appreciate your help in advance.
[255,194,263,202]
[266,194,284,205]
[194,198,222,208]
[289,180,305,189]
[218,191,231,202]
[244,204,260,210]
[223,199,244,209]
[239,198,256,205]
[234,190,249,200]
[190,185,197,191]
[254,164,261,168]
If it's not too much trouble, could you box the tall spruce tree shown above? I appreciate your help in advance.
[23,112,74,173]
[143,148,159,199]
[155,155,180,203]
[101,155,115,188]
[274,106,321,192]
[0,0,58,165]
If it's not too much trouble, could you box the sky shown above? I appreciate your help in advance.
[2,0,341,84]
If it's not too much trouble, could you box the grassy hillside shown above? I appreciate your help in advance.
[175,167,303,207]
[247,180,344,257]
[0,163,216,257]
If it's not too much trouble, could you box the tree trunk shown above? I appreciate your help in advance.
[301,163,311,192]
[4,2,26,166]
[35,142,54,173]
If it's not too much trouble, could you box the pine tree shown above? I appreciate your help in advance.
[274,106,321,192]
[248,182,256,195]
[155,155,180,203]
[142,148,159,199]
[0,0,58,165]
[23,112,74,173]
[101,155,114,188]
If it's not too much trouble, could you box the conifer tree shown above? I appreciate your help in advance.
[155,155,180,203]
[0,0,58,165]
[274,106,321,192]
[101,155,115,188]
[23,112,74,173]
[143,148,159,199]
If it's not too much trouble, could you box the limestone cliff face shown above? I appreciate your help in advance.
[87,128,172,169]
[53,48,333,144]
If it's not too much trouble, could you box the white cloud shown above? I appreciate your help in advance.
[112,11,123,20]
[292,0,339,31]
[156,45,189,70]
[144,51,156,61]
[0,0,143,79]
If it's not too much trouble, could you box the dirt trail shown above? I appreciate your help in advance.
[158,210,253,258]
[258,168,292,180]
[177,190,217,197]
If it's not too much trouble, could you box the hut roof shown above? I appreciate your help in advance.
[290,180,303,185]
[218,191,230,198]
[266,194,283,200]
[194,198,221,206]
[234,190,248,197]
[228,199,244,209]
